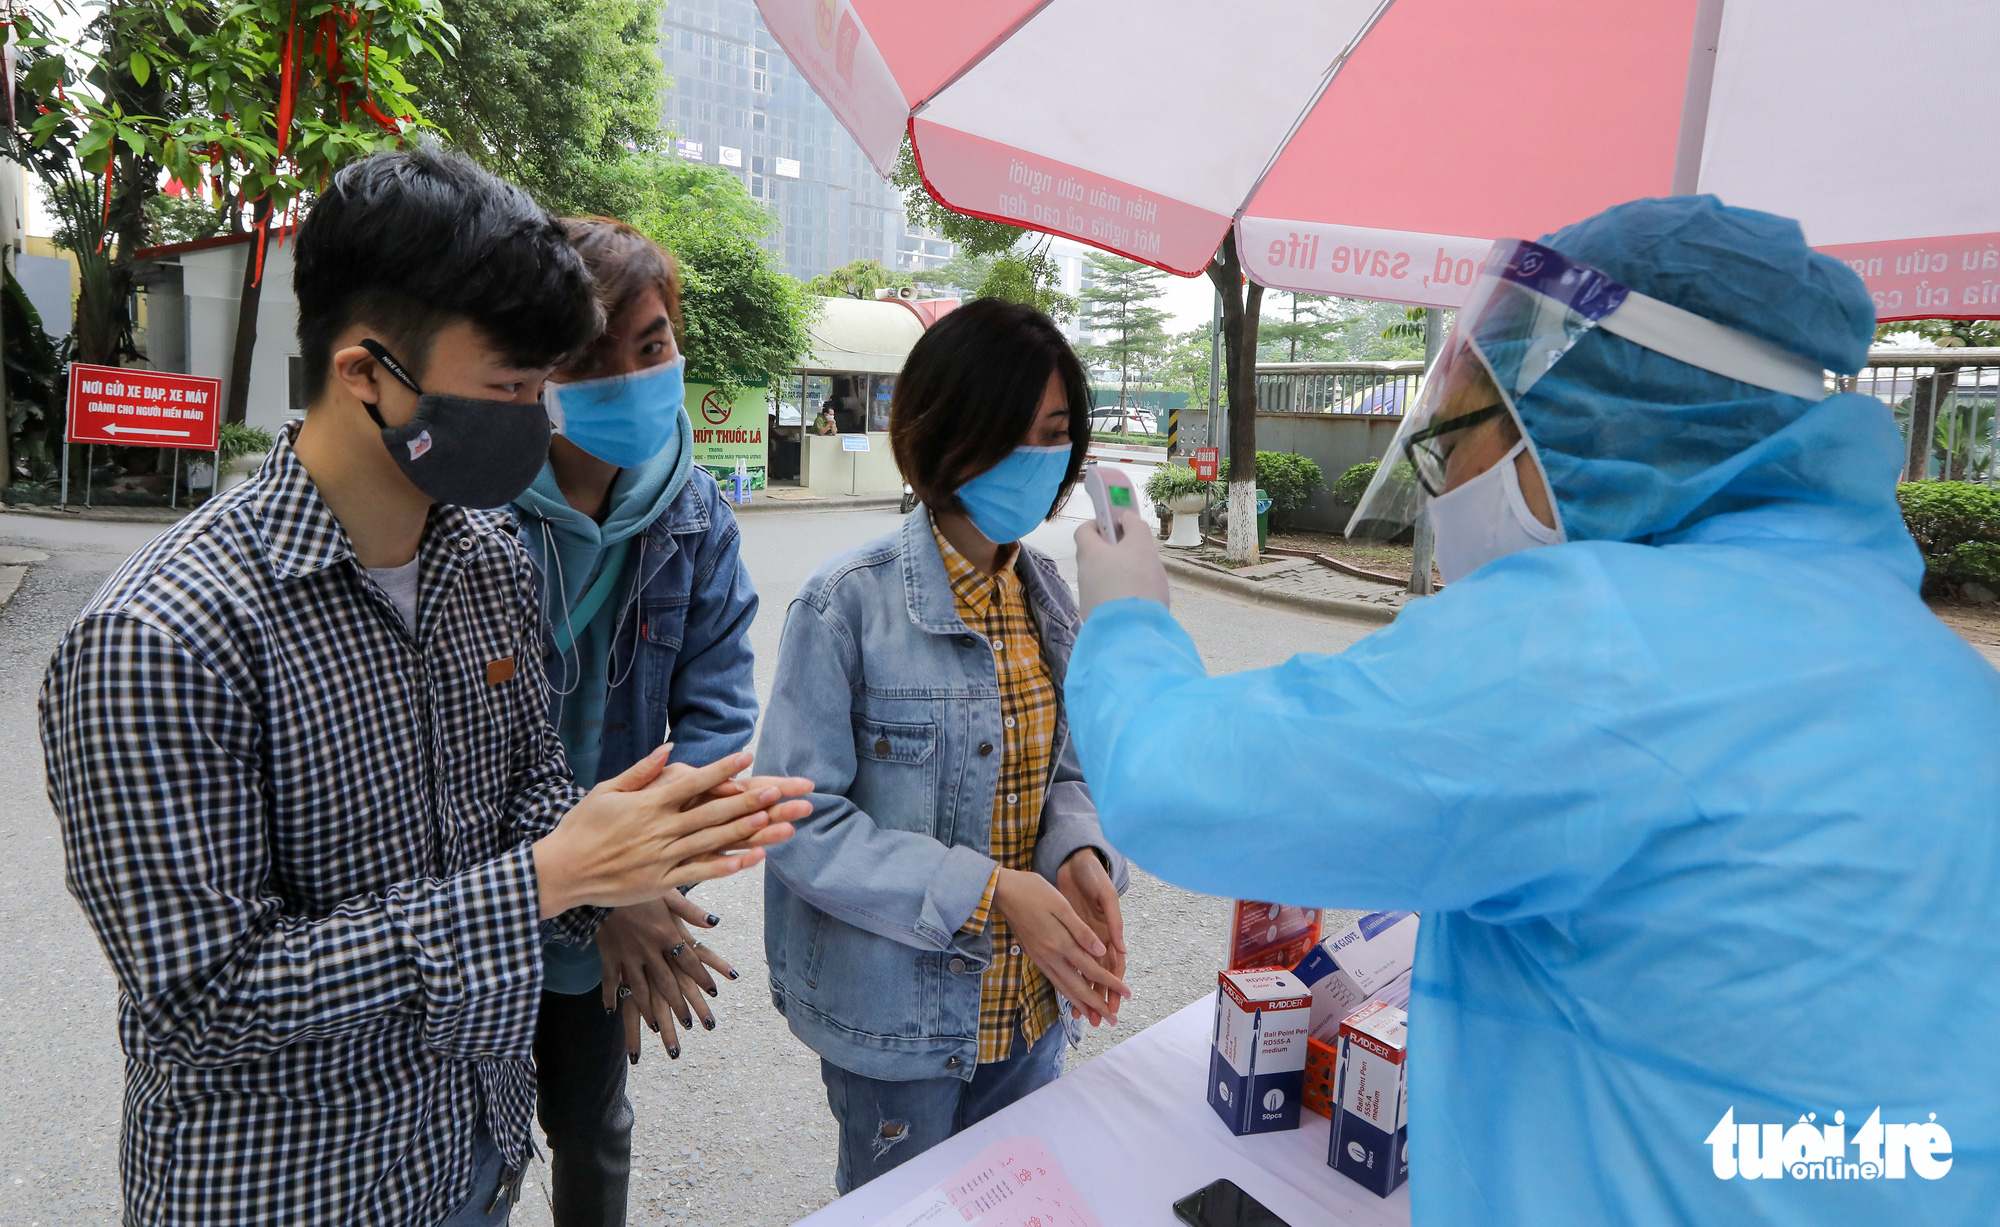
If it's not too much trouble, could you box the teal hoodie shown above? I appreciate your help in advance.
[512,410,694,789]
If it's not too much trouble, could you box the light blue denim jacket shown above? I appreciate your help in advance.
[756,508,1129,1082]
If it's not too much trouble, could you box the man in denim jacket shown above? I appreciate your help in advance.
[511,219,759,1226]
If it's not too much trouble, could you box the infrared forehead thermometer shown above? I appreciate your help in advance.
[1084,462,1134,542]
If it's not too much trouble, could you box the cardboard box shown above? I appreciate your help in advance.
[1292,911,1418,1043]
[1226,901,1322,971]
[1207,968,1312,1135]
[1329,1001,1409,1198]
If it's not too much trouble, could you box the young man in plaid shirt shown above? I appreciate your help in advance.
[38,147,810,1226]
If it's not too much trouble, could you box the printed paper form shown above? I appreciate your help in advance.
[880,1137,1102,1227]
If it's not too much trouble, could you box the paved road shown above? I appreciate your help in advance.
[0,505,1374,1227]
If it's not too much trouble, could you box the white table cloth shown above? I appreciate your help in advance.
[797,997,1412,1226]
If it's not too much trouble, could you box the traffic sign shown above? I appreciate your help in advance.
[1192,446,1219,481]
[65,363,223,450]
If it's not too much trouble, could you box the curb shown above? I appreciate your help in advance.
[1162,553,1401,625]
[1,502,190,524]
[731,493,904,515]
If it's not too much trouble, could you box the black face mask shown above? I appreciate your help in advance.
[358,339,551,509]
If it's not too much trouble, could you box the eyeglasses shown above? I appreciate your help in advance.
[1402,404,1506,497]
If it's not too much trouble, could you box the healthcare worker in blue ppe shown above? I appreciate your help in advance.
[1067,196,2000,1224]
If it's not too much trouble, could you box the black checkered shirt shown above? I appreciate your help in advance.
[39,425,595,1225]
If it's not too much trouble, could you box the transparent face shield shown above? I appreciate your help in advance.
[1347,238,1832,543]
[1347,239,1627,542]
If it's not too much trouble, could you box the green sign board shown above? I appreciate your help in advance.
[687,378,767,490]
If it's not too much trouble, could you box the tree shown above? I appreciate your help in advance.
[9,0,451,425]
[623,158,816,398]
[806,258,909,299]
[1206,229,1265,563]
[1078,253,1168,431]
[408,0,668,218]
[1259,292,1355,362]
[1875,318,1999,482]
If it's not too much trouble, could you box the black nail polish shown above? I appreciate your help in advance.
[668,1046,681,1059]
[726,969,740,980]
[605,1004,615,1016]
[678,1015,691,1029]
[647,1019,659,1034]
[706,986,718,998]
[702,1016,716,1031]
[705,914,721,926]
[628,1052,639,1066]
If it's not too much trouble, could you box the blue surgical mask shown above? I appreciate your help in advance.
[955,444,1073,544]
[543,356,687,467]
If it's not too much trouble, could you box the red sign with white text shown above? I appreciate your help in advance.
[65,363,222,450]
[1192,446,1219,482]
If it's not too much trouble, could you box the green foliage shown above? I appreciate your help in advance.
[412,0,667,218]
[1332,460,1378,506]
[625,159,817,399]
[911,238,1076,322]
[1216,451,1324,532]
[218,421,275,465]
[1257,293,1357,363]
[1157,325,1213,408]
[1897,480,2000,594]
[892,135,1021,258]
[3,264,68,480]
[1144,460,1212,503]
[806,258,909,300]
[144,190,229,246]
[1876,318,2000,347]
[1079,253,1168,419]
[1942,540,2000,588]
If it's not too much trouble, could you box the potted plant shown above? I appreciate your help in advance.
[1145,460,1212,548]
[215,422,277,494]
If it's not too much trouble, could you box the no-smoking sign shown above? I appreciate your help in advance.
[700,388,732,426]
[65,362,223,450]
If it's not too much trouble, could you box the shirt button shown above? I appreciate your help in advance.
[1004,717,1016,729]
[875,738,891,757]
[959,635,977,648]
[1006,793,1018,804]
[949,957,967,974]
[945,1056,963,1069]
[993,639,1004,652]
[1009,945,1021,956]
[457,537,473,551]
[979,742,994,756]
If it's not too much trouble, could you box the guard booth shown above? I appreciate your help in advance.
[771,295,946,495]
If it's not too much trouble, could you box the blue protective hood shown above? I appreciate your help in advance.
[1514,196,1922,590]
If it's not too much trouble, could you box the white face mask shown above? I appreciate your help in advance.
[1427,439,1563,583]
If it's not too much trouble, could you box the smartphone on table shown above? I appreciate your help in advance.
[1172,1178,1293,1227]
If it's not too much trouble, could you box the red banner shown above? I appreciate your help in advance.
[1192,446,1219,482]
[65,363,223,450]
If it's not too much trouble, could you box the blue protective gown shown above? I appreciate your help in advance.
[1065,199,2000,1224]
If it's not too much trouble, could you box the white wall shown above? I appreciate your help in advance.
[182,237,301,438]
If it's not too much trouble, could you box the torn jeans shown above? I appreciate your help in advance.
[818,1024,1065,1193]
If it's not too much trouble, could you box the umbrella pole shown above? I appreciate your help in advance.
[1409,308,1445,596]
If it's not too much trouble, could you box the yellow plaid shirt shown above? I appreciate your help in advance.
[934,518,1063,1064]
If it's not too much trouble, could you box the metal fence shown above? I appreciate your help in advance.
[1841,348,1999,484]
[1254,361,1426,417]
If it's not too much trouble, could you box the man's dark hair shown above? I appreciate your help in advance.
[293,144,601,398]
[890,298,1089,515]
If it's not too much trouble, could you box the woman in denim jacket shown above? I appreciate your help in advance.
[512,219,760,1226]
[757,300,1131,1192]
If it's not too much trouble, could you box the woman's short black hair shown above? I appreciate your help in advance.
[293,144,601,398]
[890,298,1090,516]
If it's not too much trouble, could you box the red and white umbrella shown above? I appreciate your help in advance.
[755,0,1999,321]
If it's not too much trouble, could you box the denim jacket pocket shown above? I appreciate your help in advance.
[848,716,940,837]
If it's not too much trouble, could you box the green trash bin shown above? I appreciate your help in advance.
[1255,488,1272,550]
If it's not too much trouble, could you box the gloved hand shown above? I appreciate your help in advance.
[1074,504,1169,619]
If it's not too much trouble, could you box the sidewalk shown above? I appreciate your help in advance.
[0,501,189,524]
[1162,548,1410,625]
[732,489,903,514]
